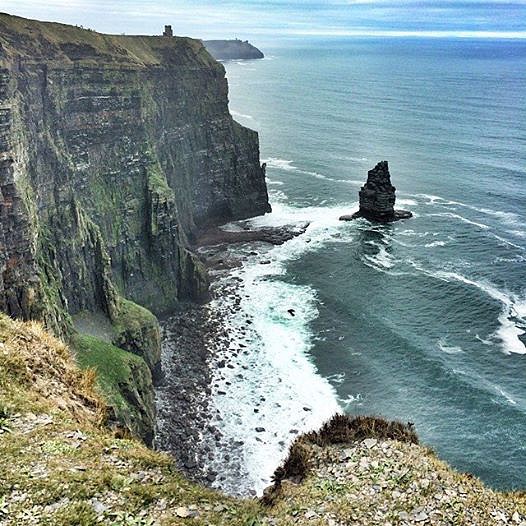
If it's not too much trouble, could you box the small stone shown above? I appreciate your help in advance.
[413,511,428,522]
[363,438,378,449]
[359,457,369,469]
[175,507,191,518]
[91,499,106,515]
[255,427,265,432]
[304,510,317,519]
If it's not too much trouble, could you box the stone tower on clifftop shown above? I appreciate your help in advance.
[163,25,173,37]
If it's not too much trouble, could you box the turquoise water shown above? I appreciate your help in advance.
[223,38,526,491]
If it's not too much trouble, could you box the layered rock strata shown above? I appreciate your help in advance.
[340,161,412,222]
[0,14,270,333]
[0,13,270,440]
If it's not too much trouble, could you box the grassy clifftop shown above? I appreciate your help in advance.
[0,313,260,525]
[0,12,216,68]
[1,313,525,525]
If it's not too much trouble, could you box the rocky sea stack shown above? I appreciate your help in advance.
[340,161,413,222]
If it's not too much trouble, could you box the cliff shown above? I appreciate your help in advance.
[0,13,270,327]
[204,39,264,60]
[1,314,525,525]
[0,12,270,440]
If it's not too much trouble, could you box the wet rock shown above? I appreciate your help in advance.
[339,161,413,223]
[196,222,310,247]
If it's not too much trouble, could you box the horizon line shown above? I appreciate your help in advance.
[276,29,526,40]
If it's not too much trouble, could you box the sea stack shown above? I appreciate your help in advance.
[340,161,412,222]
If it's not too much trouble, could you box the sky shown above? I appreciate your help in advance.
[1,0,525,41]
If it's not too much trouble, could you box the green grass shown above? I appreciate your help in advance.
[113,299,157,338]
[2,315,525,526]
[0,11,218,69]
[0,314,261,525]
[74,334,144,413]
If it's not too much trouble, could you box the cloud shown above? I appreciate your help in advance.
[1,0,525,39]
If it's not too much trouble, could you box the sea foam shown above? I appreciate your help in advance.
[206,200,361,495]
[423,268,526,356]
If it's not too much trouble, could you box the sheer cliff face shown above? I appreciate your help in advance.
[0,14,270,332]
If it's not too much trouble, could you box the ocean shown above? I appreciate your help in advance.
[206,38,526,495]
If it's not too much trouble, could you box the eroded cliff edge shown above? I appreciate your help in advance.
[0,13,270,441]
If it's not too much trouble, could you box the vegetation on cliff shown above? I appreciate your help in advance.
[73,333,156,446]
[1,314,525,525]
[0,11,270,335]
[0,313,260,525]
[0,11,270,443]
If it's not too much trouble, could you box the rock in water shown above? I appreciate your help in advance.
[340,161,412,222]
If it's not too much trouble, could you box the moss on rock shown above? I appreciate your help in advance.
[112,298,161,381]
[73,333,155,445]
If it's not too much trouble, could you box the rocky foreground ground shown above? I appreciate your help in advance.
[1,314,525,525]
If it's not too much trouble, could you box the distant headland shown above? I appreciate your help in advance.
[160,25,264,61]
[203,39,264,60]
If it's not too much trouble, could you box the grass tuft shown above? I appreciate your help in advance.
[265,414,418,504]
[304,414,418,447]
[0,314,105,424]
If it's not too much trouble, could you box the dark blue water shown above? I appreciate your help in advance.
[223,38,526,491]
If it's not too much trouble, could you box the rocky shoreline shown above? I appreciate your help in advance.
[155,221,310,495]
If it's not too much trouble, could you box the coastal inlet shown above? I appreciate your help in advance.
[155,219,341,496]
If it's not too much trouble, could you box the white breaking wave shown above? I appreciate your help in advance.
[397,198,418,207]
[207,201,362,495]
[343,156,368,163]
[327,371,346,385]
[416,193,526,230]
[437,338,464,354]
[339,393,363,409]
[411,263,526,356]
[231,109,254,120]
[399,229,432,238]
[266,177,285,186]
[442,200,523,229]
[436,272,526,356]
[362,243,396,270]
[490,233,526,252]
[427,212,490,230]
[509,229,526,239]
[263,157,363,186]
[425,240,447,248]
[495,386,518,406]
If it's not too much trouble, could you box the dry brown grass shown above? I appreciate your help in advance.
[265,414,418,504]
[0,314,105,425]
[304,414,418,447]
